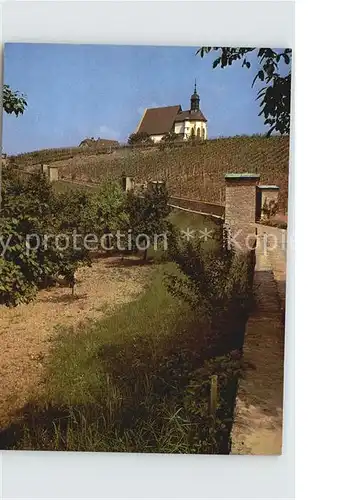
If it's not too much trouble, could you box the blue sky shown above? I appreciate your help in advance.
[3,44,289,155]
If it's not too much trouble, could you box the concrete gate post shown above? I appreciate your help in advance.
[224,173,260,251]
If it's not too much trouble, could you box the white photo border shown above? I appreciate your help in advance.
[0,1,295,499]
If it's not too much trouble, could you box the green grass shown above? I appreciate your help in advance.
[2,254,243,453]
[4,264,230,453]
[44,263,191,406]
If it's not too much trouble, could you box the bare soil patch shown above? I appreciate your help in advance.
[0,256,150,426]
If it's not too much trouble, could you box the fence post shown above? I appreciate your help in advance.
[48,165,59,182]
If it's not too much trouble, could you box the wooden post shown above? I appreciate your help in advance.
[209,375,218,417]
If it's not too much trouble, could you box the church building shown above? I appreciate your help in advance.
[134,82,208,143]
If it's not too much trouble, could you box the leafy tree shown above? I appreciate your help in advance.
[161,131,179,143]
[125,182,171,260]
[82,180,128,250]
[128,131,154,146]
[2,84,27,116]
[0,171,89,305]
[165,227,255,353]
[197,47,292,136]
[53,189,92,233]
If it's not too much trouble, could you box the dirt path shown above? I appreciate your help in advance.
[231,227,286,455]
[0,256,150,426]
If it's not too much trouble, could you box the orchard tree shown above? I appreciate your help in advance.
[82,180,128,250]
[2,84,27,116]
[197,47,292,136]
[125,182,171,260]
[0,172,90,306]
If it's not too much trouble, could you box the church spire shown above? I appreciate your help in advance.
[190,79,200,112]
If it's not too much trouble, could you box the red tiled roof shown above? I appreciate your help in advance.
[136,105,182,135]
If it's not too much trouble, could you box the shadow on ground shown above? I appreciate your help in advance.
[38,293,88,304]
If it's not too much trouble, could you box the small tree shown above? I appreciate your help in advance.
[53,189,92,233]
[82,181,129,251]
[128,131,154,146]
[0,171,90,305]
[165,229,254,353]
[261,199,278,220]
[161,131,179,143]
[125,183,171,260]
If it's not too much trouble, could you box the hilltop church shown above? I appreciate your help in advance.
[134,82,208,143]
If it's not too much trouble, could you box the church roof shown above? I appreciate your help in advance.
[174,109,207,123]
[136,105,182,135]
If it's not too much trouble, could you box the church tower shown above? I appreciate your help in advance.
[190,80,200,113]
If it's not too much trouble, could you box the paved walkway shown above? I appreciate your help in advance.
[231,226,286,455]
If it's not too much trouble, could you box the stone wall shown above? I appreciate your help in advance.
[168,196,224,218]
[224,173,260,251]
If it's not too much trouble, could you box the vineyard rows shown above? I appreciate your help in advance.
[14,136,290,211]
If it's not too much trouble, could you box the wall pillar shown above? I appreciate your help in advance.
[48,165,59,182]
[224,173,260,251]
[257,185,280,220]
[41,164,49,175]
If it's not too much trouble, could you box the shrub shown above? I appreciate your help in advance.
[128,131,154,146]
[183,353,241,454]
[0,259,37,306]
[125,182,172,259]
[165,232,255,352]
[261,198,278,220]
[81,180,128,244]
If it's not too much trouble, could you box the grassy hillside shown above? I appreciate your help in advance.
[10,144,133,166]
[14,136,290,211]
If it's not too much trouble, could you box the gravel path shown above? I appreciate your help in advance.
[0,256,150,427]
[231,228,286,455]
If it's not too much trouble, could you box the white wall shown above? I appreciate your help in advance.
[185,121,207,140]
[174,122,185,135]
[174,120,207,140]
[150,134,165,143]
[151,121,207,143]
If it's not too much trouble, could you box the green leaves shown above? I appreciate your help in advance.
[197,46,292,136]
[125,183,171,258]
[128,132,154,146]
[165,224,254,349]
[0,171,91,306]
[2,84,27,116]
